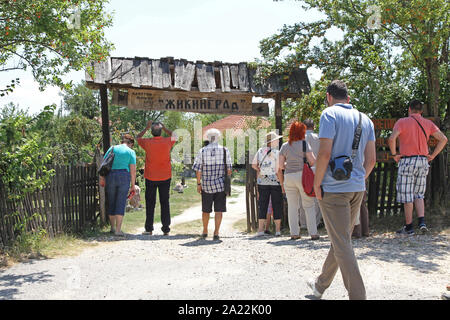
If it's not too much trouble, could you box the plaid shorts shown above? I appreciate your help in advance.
[396,156,429,203]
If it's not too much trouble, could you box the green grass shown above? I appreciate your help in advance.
[0,178,203,268]
[120,178,201,233]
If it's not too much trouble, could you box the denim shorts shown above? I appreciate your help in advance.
[105,169,131,215]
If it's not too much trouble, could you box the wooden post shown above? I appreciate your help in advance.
[275,94,283,143]
[100,85,111,154]
[95,149,107,225]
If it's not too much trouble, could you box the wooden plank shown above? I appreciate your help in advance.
[196,63,216,92]
[386,162,395,216]
[119,59,134,85]
[139,58,152,87]
[181,62,196,91]
[229,65,239,89]
[174,60,185,89]
[161,59,172,88]
[374,163,382,216]
[131,59,142,88]
[380,163,388,216]
[220,65,231,92]
[174,60,196,91]
[238,63,249,91]
[151,59,163,88]
[109,58,123,84]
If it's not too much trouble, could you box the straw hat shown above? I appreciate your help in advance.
[266,132,283,143]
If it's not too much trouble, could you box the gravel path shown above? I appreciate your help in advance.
[0,186,448,300]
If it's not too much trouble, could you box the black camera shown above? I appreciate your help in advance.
[329,155,353,181]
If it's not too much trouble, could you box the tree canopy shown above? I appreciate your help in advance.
[0,0,114,92]
[259,0,449,128]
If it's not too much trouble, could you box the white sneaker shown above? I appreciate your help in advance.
[275,231,281,237]
[307,279,322,299]
[256,231,265,237]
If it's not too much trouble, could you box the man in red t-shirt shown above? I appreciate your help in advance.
[388,100,448,235]
[136,121,177,236]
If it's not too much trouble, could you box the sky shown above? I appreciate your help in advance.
[0,0,342,115]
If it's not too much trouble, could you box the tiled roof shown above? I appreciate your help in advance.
[202,115,271,137]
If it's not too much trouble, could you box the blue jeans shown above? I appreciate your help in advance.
[105,170,131,216]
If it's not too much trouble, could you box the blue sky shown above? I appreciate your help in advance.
[0,0,341,115]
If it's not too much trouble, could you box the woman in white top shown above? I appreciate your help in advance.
[278,121,318,240]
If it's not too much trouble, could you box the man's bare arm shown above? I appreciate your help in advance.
[428,130,448,161]
[363,140,376,179]
[136,121,152,139]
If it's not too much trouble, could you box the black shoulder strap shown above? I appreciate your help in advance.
[223,147,227,177]
[259,148,272,166]
[411,116,428,141]
[351,112,362,159]
[303,140,307,164]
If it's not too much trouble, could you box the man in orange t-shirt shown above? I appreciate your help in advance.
[136,121,177,236]
[388,100,448,235]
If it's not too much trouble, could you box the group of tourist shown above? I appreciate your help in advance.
[99,79,448,300]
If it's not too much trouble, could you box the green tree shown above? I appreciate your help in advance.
[63,81,100,119]
[0,104,54,198]
[0,0,114,91]
[259,0,449,123]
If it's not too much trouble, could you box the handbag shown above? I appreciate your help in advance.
[223,147,231,196]
[98,146,115,177]
[302,140,316,197]
[329,111,362,180]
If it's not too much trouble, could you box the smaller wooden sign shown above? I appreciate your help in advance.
[373,117,439,130]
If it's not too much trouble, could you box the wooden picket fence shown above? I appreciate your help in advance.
[0,164,98,247]
[245,148,449,231]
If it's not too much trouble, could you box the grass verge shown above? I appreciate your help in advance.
[0,178,202,269]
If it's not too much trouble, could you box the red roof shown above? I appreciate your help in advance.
[202,115,271,137]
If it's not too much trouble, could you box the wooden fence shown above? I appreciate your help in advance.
[0,164,98,247]
[245,148,449,232]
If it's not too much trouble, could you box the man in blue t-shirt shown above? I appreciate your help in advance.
[307,80,376,300]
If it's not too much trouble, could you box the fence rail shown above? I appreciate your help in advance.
[0,164,98,247]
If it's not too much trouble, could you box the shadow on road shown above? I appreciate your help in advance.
[0,271,53,300]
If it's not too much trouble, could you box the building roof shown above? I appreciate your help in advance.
[85,57,310,98]
[202,115,271,137]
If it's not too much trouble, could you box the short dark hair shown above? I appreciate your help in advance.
[151,122,162,137]
[303,118,314,129]
[409,100,423,112]
[122,133,134,146]
[327,80,348,100]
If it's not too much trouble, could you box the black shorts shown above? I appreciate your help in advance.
[202,191,226,213]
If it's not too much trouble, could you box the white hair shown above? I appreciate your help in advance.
[204,128,221,143]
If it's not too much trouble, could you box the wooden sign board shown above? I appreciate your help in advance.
[373,117,439,130]
[112,89,270,116]
[376,137,438,148]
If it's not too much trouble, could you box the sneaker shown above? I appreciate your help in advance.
[256,231,265,237]
[213,235,220,241]
[307,279,322,299]
[264,230,272,235]
[310,235,320,241]
[275,231,281,237]
[163,232,169,236]
[396,226,415,235]
[419,224,429,234]
[142,231,152,235]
